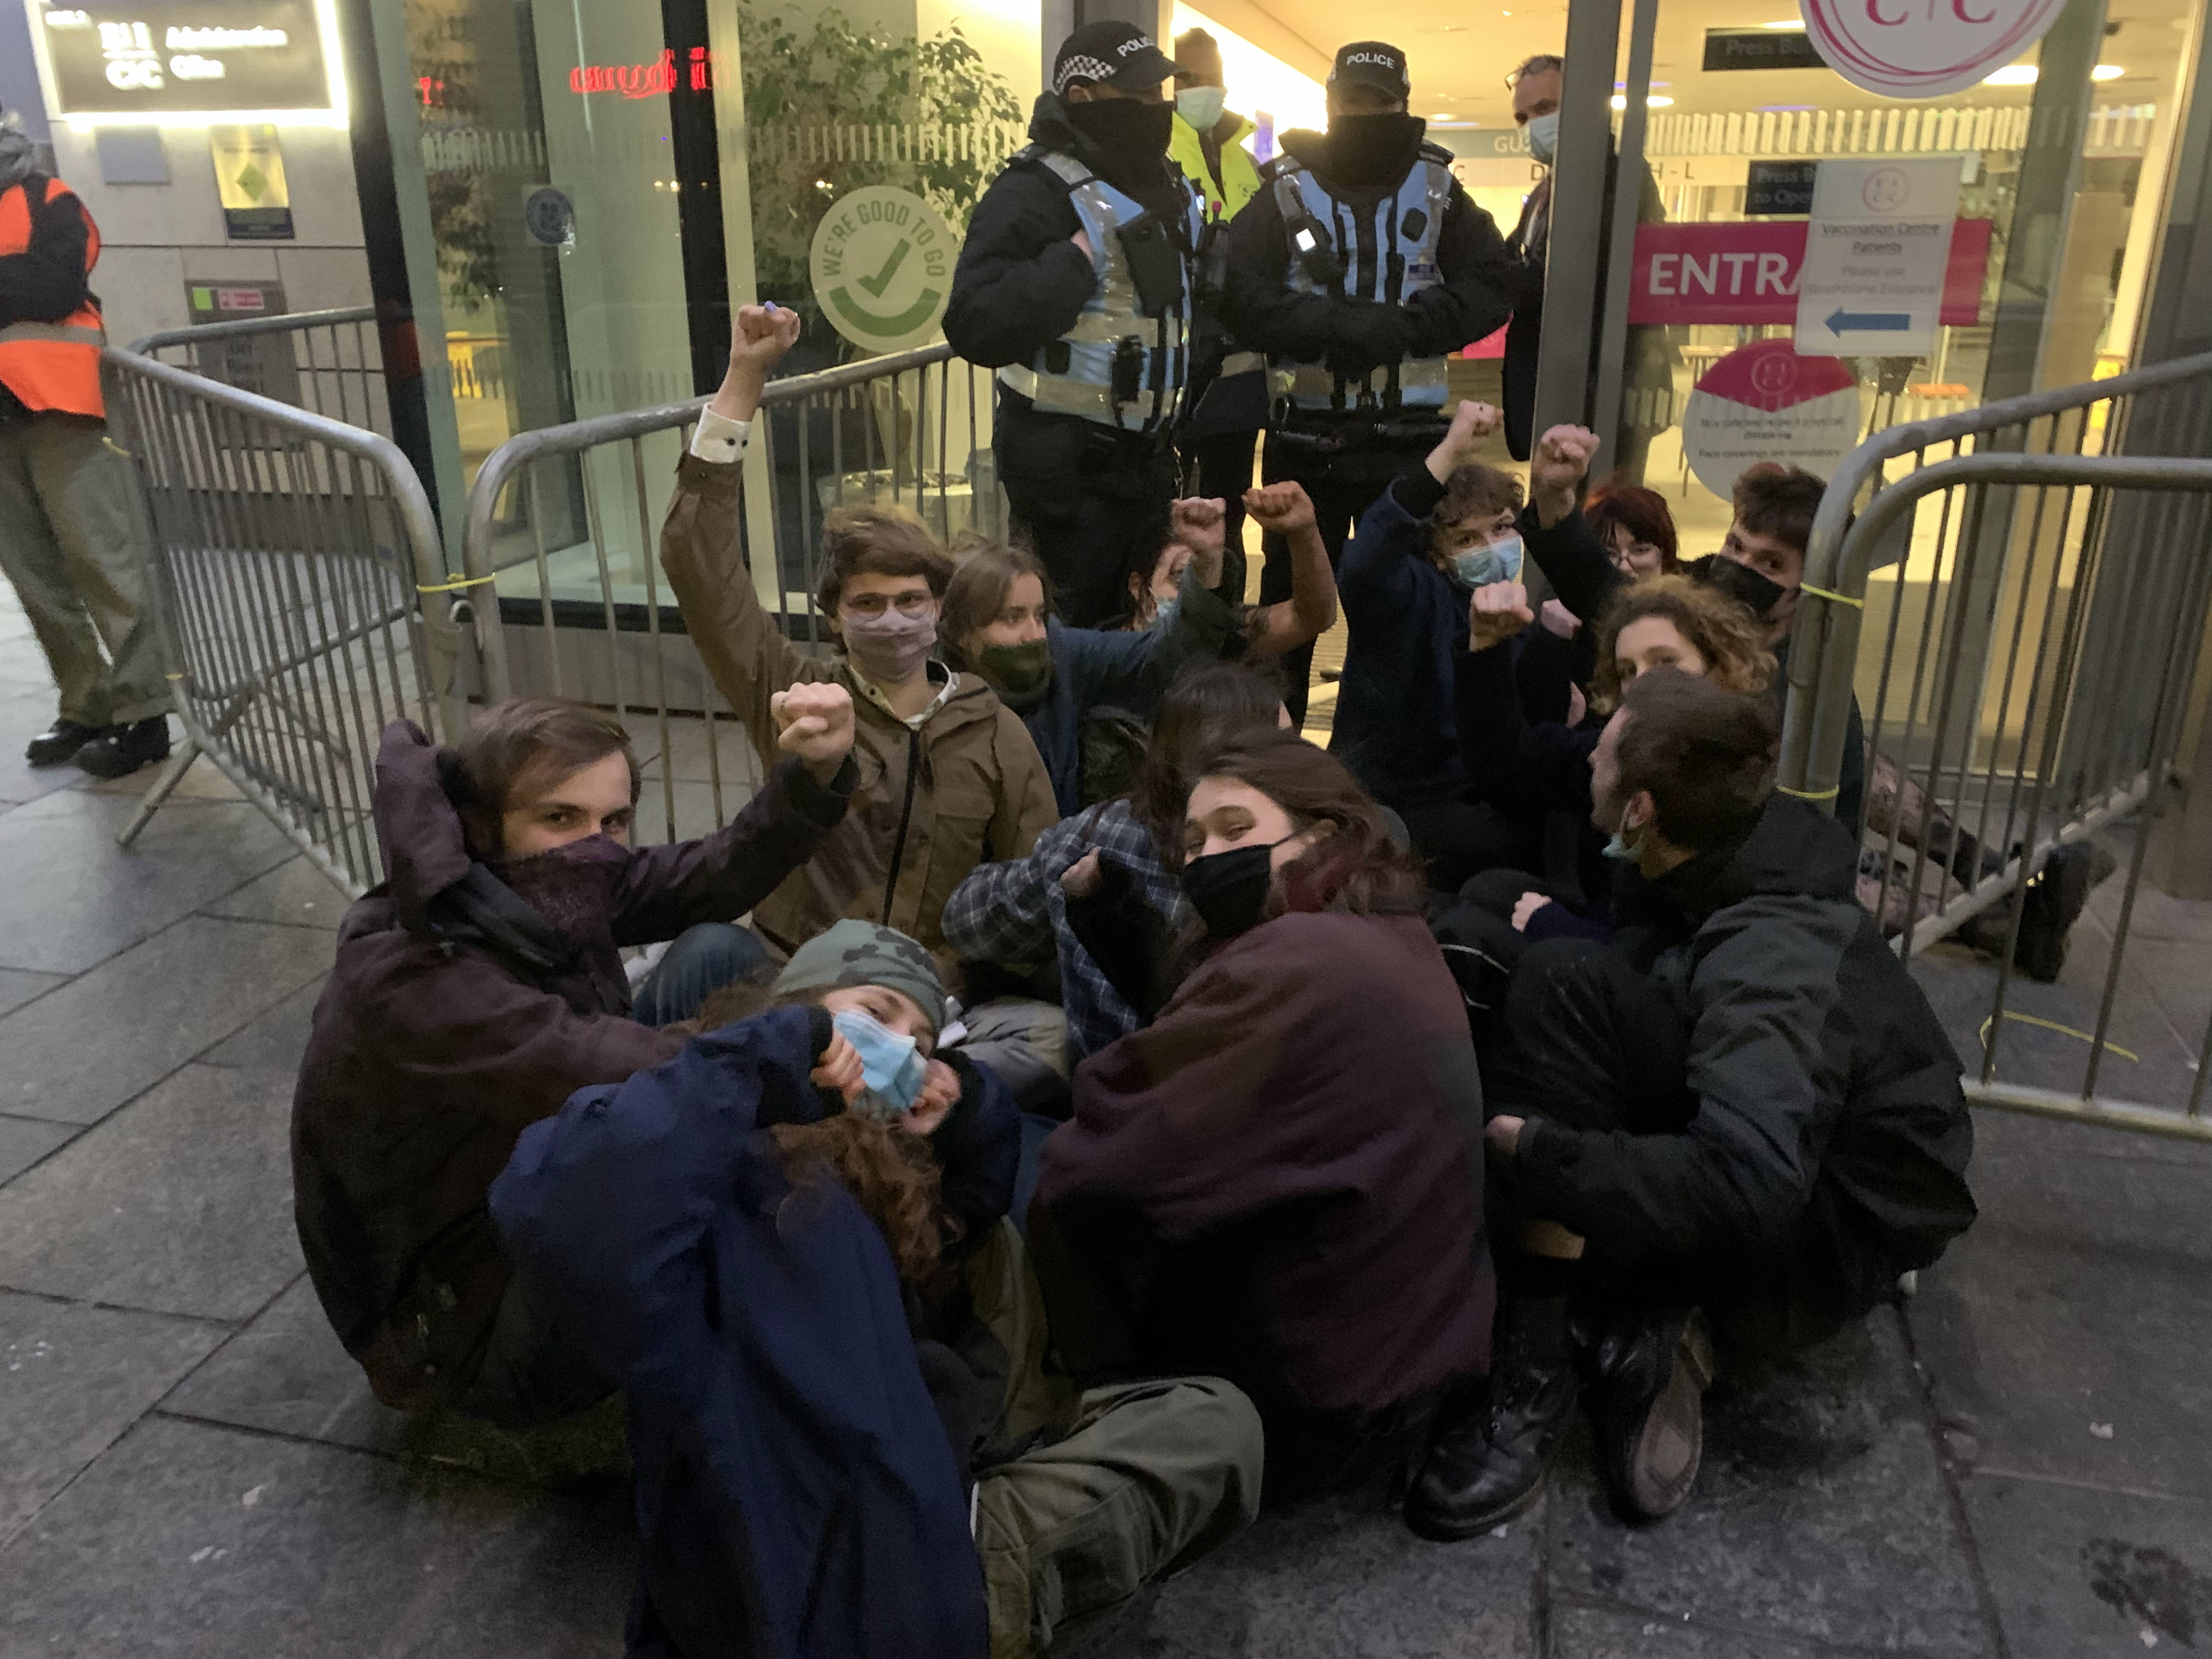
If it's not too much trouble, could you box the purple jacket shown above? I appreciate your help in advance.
[291,721,850,1409]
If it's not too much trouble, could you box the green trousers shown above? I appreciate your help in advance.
[967,1223,1265,1659]
[0,413,170,727]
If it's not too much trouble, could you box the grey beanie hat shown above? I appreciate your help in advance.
[772,920,947,1034]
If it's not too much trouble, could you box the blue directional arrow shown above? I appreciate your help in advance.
[1827,307,1912,333]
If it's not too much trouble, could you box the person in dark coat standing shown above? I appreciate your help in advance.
[1031,731,1493,1505]
[290,689,859,1420]
[1408,670,1976,1539]
[1220,41,1512,721]
[946,22,1206,629]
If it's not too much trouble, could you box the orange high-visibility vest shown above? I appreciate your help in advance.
[0,177,108,419]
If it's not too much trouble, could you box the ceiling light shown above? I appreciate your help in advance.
[1432,111,1457,119]
[1610,93,1626,109]
[1647,94,1675,105]
[1983,64,2039,83]
[2091,62,2125,78]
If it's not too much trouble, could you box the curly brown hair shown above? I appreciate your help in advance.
[1589,574,1776,714]
[769,1112,954,1287]
[1429,464,1525,563]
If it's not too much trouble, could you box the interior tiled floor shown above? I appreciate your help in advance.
[2,583,2209,1659]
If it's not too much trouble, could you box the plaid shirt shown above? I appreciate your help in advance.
[941,799,1187,1058]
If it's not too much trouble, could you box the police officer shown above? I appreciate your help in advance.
[0,117,171,778]
[1169,27,1266,608]
[1222,41,1511,719]
[946,22,1205,629]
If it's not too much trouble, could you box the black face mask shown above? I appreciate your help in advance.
[1065,97,1175,173]
[1325,111,1426,188]
[1180,841,1280,939]
[1685,552,1788,622]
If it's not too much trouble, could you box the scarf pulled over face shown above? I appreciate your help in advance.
[493,832,631,946]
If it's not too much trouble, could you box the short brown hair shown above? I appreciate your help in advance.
[450,697,639,854]
[940,542,1053,665]
[1584,482,1679,572]
[1590,573,1775,713]
[1431,463,1523,560]
[816,505,955,620]
[1612,669,1778,853]
[1186,730,1425,915]
[1131,661,1286,853]
[1731,464,1827,558]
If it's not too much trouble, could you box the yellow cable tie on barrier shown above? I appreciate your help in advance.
[1776,783,1841,801]
[416,573,498,594]
[1798,584,1864,608]
[1977,1011,2138,1063]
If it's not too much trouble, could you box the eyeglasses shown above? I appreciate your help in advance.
[840,591,936,619]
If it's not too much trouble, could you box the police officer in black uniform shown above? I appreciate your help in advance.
[1223,41,1513,718]
[946,21,1206,629]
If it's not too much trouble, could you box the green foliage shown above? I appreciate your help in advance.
[737,5,1024,358]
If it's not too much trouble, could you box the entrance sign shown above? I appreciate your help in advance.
[1626,219,1990,328]
[1798,0,2071,98]
[1795,159,1962,356]
[1680,340,1862,499]
[810,187,957,354]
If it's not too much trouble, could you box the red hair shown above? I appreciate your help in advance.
[1585,482,1679,573]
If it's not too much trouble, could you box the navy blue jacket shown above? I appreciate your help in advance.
[490,1006,993,1659]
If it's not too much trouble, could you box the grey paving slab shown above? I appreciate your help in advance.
[0,790,297,974]
[634,711,767,787]
[2086,868,2212,945]
[200,976,325,1073]
[196,854,348,930]
[79,752,243,801]
[0,1415,634,1659]
[1142,1473,1539,1657]
[1545,1311,1988,1658]
[1906,1177,2212,1502]
[0,1117,74,1188]
[0,915,332,1125]
[1547,1601,1861,1658]
[0,969,64,1020]
[0,1290,225,1545]
[0,1064,303,1322]
[1959,1473,2212,1658]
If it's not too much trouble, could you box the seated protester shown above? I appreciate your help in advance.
[1328,396,1547,890]
[943,660,1292,1061]
[1407,671,1975,1538]
[661,301,1057,955]
[1584,481,1680,579]
[1030,731,1492,1504]
[936,522,1237,819]
[290,690,860,1420]
[1120,484,1340,664]
[490,924,1263,1659]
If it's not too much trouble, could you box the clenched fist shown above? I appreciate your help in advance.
[1243,480,1318,537]
[1469,579,1536,652]
[1530,425,1600,527]
[770,681,856,782]
[729,302,802,377]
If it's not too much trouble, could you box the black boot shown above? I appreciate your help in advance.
[1404,1304,1579,1540]
[2010,842,2103,983]
[24,719,100,768]
[73,716,172,780]
[1588,1307,1713,1523]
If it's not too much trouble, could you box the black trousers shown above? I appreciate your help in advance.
[998,397,1177,630]
[1258,436,1418,723]
[1481,939,1874,1359]
[1395,799,1543,896]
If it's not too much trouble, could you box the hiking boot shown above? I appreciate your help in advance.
[25,719,99,768]
[1404,1318,1579,1540]
[2012,842,2100,983]
[72,717,172,780]
[1589,1308,1714,1523]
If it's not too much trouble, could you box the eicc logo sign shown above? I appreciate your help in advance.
[1798,0,2070,98]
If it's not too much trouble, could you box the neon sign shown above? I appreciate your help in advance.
[568,47,716,97]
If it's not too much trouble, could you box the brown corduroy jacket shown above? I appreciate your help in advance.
[660,453,1058,954]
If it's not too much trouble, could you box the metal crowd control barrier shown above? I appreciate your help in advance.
[129,306,391,436]
[103,348,460,898]
[1781,349,2212,1143]
[459,343,1000,846]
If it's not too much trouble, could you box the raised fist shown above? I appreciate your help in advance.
[769,681,856,777]
[730,302,802,375]
[1243,480,1318,537]
[1469,579,1536,652]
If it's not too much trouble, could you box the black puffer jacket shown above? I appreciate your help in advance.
[1513,796,1975,1289]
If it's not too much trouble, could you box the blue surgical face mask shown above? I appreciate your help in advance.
[1147,595,1181,634]
[1449,533,1524,591]
[831,1007,928,1118]
[1526,110,1560,166]
[1176,86,1226,132]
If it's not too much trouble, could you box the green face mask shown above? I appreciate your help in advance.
[979,638,1054,701]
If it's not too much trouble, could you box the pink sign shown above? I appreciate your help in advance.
[1626,219,1991,329]
[1800,0,2070,99]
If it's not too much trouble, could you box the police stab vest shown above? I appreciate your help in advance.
[0,177,108,420]
[1265,144,1455,416]
[995,148,1203,435]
